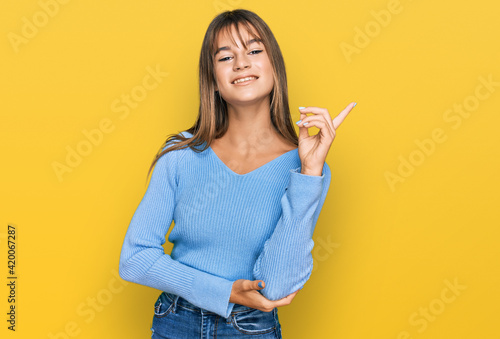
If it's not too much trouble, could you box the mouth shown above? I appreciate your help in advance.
[231,76,259,85]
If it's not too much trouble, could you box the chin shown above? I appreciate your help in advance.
[228,95,270,107]
[222,90,273,106]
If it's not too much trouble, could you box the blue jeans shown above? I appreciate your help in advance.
[151,291,283,338]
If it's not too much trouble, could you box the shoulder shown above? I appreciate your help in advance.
[162,130,193,149]
[155,130,198,170]
[153,130,190,169]
[159,130,194,156]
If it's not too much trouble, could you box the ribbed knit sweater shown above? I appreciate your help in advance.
[119,130,331,318]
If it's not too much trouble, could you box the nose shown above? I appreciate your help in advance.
[233,54,250,71]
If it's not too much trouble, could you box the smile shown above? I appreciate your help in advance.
[232,76,258,84]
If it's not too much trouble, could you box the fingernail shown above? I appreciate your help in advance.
[353,102,357,107]
[299,107,306,110]
[258,282,263,288]
[303,122,309,126]
[295,120,302,125]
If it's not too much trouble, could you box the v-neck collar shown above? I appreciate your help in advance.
[208,146,298,177]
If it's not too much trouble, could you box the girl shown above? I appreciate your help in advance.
[119,8,355,338]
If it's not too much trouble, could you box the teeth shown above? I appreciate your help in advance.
[233,76,257,84]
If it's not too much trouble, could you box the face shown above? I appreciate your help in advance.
[213,24,274,108]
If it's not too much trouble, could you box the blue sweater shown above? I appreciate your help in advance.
[119,130,331,318]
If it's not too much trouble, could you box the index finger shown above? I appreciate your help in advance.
[332,102,356,130]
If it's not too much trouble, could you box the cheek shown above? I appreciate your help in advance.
[261,61,274,84]
[264,66,275,88]
[214,63,224,77]
[215,67,230,86]
[213,67,221,82]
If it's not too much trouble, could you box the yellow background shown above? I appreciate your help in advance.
[1,0,499,338]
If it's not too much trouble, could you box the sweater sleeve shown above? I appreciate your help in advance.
[119,143,236,318]
[252,161,331,300]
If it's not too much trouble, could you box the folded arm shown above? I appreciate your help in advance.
[252,162,331,300]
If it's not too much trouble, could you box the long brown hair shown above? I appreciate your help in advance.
[146,9,298,183]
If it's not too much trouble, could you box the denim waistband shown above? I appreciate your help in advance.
[163,291,258,315]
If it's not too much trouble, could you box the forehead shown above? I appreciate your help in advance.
[215,23,262,49]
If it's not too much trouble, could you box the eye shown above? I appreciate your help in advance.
[249,50,263,55]
[218,56,232,62]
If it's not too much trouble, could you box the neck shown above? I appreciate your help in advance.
[222,98,278,151]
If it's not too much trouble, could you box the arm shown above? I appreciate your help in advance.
[252,161,331,300]
[119,144,236,318]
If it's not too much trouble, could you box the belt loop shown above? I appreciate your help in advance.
[172,295,179,313]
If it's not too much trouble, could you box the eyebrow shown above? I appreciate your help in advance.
[215,38,262,56]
